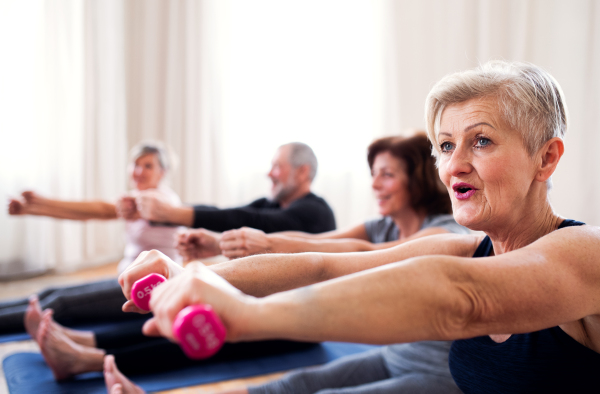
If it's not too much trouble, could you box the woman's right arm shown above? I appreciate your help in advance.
[219,224,372,258]
[8,191,117,220]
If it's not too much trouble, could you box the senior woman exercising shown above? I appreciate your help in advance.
[1,141,181,334]
[113,60,599,394]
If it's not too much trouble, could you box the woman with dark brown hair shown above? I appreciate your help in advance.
[204,132,465,260]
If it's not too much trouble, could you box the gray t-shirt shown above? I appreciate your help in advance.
[364,214,470,378]
[364,213,469,243]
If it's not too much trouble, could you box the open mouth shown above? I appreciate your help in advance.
[452,183,477,199]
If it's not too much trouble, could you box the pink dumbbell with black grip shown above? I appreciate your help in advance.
[131,273,227,359]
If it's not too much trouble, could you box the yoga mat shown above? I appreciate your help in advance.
[4,342,379,394]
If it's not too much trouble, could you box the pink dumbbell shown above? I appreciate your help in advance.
[131,273,227,359]
[131,273,167,311]
[173,305,227,359]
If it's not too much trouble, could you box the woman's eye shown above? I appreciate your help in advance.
[440,142,454,152]
[475,137,491,148]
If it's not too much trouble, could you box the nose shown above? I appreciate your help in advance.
[444,145,473,178]
[371,175,382,190]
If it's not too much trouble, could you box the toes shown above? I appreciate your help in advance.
[103,355,144,394]
[110,383,124,394]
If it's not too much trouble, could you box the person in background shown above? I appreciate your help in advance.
[8,141,181,272]
[2,141,181,332]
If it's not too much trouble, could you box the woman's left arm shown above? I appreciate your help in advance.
[144,226,600,345]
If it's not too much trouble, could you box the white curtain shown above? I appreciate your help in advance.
[1,0,599,276]
[0,0,127,277]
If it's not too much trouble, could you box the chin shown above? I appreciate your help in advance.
[378,208,390,216]
[454,210,489,232]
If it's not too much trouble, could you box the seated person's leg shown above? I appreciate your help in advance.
[314,372,462,394]
[0,279,143,334]
[248,348,390,394]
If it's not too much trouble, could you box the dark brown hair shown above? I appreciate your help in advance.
[367,132,451,215]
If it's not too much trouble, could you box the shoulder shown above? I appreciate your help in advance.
[158,186,182,205]
[247,197,272,208]
[528,224,600,255]
[364,216,394,231]
[290,193,333,211]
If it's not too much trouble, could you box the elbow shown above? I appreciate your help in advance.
[436,285,482,340]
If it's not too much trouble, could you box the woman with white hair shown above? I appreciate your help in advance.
[2,141,182,333]
[114,60,600,393]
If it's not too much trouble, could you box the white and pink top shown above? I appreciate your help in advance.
[119,186,183,273]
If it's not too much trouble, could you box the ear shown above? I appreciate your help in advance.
[535,137,564,183]
[295,164,311,182]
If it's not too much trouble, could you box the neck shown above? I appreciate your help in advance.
[278,184,311,208]
[390,208,427,239]
[486,192,561,255]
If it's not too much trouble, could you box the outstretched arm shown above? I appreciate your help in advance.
[8,191,117,220]
[146,225,600,347]
[219,225,451,258]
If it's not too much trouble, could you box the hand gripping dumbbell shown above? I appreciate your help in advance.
[131,273,227,359]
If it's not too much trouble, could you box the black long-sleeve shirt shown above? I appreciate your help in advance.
[192,192,336,233]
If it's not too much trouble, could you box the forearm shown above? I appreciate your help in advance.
[167,206,194,227]
[268,235,376,253]
[209,253,328,297]
[240,257,470,344]
[24,199,117,220]
[214,233,478,296]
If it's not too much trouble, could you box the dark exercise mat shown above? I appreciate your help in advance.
[3,341,379,394]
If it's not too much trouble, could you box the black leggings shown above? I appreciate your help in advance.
[95,320,317,376]
[0,279,144,334]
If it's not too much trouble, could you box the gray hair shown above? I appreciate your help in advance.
[425,61,568,158]
[282,142,318,181]
[129,141,171,172]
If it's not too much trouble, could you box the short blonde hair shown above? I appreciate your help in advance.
[425,61,568,157]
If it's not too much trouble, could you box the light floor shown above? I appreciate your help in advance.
[0,262,284,394]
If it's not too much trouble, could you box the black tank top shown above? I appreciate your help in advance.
[449,219,600,393]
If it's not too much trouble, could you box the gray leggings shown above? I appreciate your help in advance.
[248,348,461,394]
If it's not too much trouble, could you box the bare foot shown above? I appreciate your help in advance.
[24,295,43,340]
[37,310,105,380]
[104,355,146,394]
[25,297,96,347]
